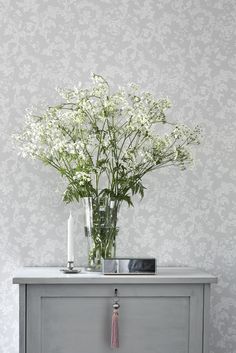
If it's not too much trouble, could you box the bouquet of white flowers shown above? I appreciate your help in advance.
[14,74,201,268]
[15,73,200,205]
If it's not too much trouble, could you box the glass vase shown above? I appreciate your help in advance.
[83,196,120,271]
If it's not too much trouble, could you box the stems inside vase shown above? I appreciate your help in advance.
[83,196,120,270]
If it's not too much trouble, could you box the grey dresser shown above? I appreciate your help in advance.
[13,267,217,353]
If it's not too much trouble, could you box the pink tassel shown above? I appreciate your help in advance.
[111,304,120,348]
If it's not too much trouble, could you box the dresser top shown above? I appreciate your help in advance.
[13,266,217,284]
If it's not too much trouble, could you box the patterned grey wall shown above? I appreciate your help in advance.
[0,0,235,352]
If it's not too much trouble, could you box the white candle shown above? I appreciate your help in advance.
[67,212,74,262]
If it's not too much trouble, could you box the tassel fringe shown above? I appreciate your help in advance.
[111,307,119,348]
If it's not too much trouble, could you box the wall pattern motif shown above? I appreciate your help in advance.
[0,0,235,352]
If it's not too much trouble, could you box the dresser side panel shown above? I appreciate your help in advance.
[19,285,26,353]
[203,284,211,353]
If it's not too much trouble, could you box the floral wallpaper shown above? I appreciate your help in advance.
[0,0,235,352]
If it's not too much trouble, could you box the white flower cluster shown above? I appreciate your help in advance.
[14,73,201,203]
[73,171,91,185]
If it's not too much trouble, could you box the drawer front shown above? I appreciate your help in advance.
[27,284,203,353]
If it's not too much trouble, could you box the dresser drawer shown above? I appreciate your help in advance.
[27,284,203,353]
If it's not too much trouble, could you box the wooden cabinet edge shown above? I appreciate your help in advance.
[203,284,211,353]
[19,285,26,353]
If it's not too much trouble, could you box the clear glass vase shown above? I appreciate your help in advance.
[83,196,120,271]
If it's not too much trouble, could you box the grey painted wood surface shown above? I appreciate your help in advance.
[13,266,217,284]
[19,285,26,353]
[15,267,217,353]
[27,284,203,353]
[203,284,211,353]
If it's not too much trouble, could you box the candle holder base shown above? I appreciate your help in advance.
[60,261,81,274]
[60,268,81,274]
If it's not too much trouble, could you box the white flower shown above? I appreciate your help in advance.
[73,172,91,185]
